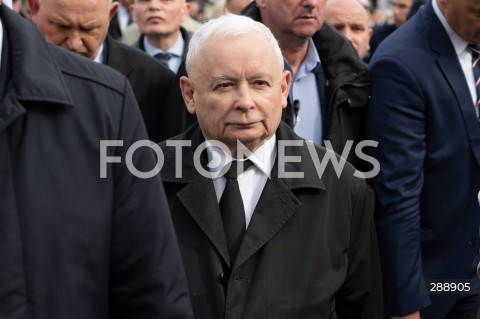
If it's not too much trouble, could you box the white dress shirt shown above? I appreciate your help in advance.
[93,44,105,64]
[433,0,479,117]
[206,135,277,228]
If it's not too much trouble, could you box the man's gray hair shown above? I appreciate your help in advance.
[185,13,284,78]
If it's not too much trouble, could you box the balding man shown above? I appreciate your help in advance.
[326,0,372,60]
[28,0,186,142]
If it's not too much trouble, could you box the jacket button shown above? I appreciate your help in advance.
[468,238,477,246]
[219,271,229,286]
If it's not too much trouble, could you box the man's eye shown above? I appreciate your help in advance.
[215,82,233,90]
[81,26,97,32]
[253,80,269,87]
[352,26,365,32]
[56,24,71,30]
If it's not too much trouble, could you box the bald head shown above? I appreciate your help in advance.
[326,0,372,59]
[29,0,117,60]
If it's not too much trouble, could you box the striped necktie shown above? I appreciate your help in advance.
[468,44,480,121]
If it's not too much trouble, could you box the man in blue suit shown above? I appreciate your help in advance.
[367,0,480,318]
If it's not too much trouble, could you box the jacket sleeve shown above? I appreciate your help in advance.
[366,55,431,316]
[109,79,194,319]
[335,180,384,319]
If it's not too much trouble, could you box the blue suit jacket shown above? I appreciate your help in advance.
[367,2,480,318]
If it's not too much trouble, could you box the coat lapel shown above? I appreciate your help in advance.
[162,123,326,270]
[425,5,480,165]
[233,123,325,270]
[105,36,134,78]
[436,54,480,165]
[177,174,231,267]
[161,126,231,267]
[233,166,301,270]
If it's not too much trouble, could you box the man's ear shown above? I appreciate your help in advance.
[181,1,192,22]
[180,76,197,115]
[281,70,291,109]
[128,3,136,23]
[255,0,266,8]
[27,0,39,16]
[109,1,119,21]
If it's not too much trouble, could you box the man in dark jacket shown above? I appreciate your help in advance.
[242,0,371,170]
[160,13,383,319]
[28,0,185,142]
[0,3,193,318]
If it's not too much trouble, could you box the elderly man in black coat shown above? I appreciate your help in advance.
[0,3,193,318]
[159,13,383,319]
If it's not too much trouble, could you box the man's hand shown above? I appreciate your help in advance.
[392,311,421,319]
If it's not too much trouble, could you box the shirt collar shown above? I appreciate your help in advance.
[205,134,277,179]
[143,30,184,58]
[304,38,321,72]
[295,38,321,79]
[93,43,105,64]
[284,38,321,78]
[432,0,469,55]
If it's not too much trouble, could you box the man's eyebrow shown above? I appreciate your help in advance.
[49,17,100,30]
[251,73,272,79]
[50,17,71,26]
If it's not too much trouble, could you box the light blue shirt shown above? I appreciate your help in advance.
[289,39,323,146]
[144,31,184,74]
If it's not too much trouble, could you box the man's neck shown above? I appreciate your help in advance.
[145,30,180,52]
[280,40,310,77]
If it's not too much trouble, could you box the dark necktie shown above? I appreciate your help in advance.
[468,44,480,121]
[154,52,172,68]
[219,160,253,263]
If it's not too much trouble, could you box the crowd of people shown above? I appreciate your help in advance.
[1,0,479,318]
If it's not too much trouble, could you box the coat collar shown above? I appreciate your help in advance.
[161,122,326,269]
[0,5,74,133]
[161,122,326,191]
[104,35,134,77]
[0,5,73,106]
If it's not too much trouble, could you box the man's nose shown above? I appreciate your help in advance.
[302,0,319,8]
[343,28,353,42]
[64,32,84,54]
[234,85,255,111]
